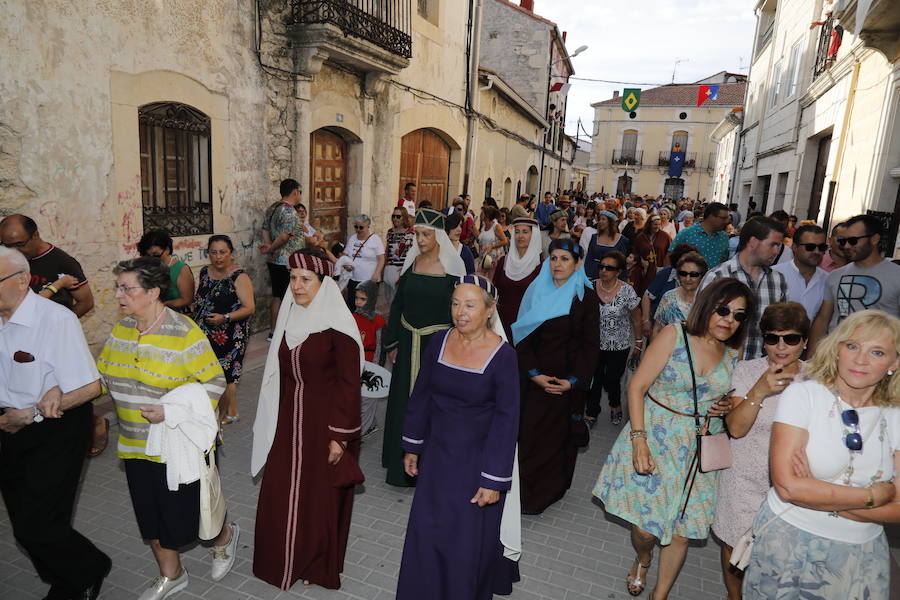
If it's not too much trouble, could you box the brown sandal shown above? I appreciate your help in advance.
[88,417,109,458]
[626,557,651,596]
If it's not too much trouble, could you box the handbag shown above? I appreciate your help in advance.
[198,450,227,541]
[730,506,792,570]
[480,252,494,271]
[680,324,732,473]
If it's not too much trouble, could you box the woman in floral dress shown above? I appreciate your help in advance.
[193,235,255,424]
[594,277,754,599]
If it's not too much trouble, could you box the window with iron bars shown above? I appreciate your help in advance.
[138,102,213,237]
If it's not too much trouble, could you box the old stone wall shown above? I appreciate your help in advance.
[0,0,281,348]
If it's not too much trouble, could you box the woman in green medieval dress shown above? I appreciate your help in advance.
[382,208,467,486]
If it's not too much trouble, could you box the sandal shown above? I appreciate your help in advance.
[626,557,651,596]
[611,409,623,426]
[88,417,110,458]
[584,415,597,429]
[220,415,240,425]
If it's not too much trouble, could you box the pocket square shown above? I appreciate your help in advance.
[13,351,34,363]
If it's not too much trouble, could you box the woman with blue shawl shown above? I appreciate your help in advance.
[512,238,600,514]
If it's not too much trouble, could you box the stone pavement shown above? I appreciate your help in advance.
[2,334,898,599]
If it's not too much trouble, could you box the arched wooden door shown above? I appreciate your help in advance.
[399,129,451,210]
[310,129,348,246]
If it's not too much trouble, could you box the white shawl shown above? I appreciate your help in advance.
[503,223,542,281]
[251,276,364,476]
[399,225,466,278]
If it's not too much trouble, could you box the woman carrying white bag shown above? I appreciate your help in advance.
[97,257,238,600]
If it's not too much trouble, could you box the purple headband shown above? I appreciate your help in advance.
[455,274,498,301]
[288,251,334,277]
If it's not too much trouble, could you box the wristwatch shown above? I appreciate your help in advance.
[32,405,44,424]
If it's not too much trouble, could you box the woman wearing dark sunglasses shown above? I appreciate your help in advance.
[711,302,809,599]
[652,251,708,338]
[594,277,754,598]
[741,310,900,600]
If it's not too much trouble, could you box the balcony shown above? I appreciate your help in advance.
[288,0,412,93]
[812,16,836,80]
[611,149,642,167]
[834,0,900,61]
[658,151,697,169]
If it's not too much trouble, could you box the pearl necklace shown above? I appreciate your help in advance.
[137,307,166,336]
[599,279,618,292]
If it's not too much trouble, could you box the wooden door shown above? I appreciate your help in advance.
[310,129,347,247]
[399,129,451,210]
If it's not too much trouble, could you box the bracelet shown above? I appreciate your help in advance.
[865,486,875,508]
[743,394,763,408]
[43,284,59,295]
[629,429,647,440]
[224,313,231,323]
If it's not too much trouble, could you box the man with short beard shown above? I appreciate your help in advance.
[821,221,850,271]
[808,214,900,353]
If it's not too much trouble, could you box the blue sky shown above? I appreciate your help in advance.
[535,1,759,138]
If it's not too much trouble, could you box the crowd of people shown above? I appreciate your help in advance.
[0,178,899,600]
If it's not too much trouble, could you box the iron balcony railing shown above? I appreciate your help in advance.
[813,16,835,80]
[612,149,642,166]
[289,0,413,59]
[658,151,697,168]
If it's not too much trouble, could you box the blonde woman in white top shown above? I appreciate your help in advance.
[742,310,900,600]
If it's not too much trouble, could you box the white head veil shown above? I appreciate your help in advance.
[399,217,466,279]
[454,276,522,563]
[504,219,542,281]
[251,274,364,476]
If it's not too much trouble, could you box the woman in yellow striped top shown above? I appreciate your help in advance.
[97,257,238,600]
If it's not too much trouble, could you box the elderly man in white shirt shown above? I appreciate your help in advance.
[773,224,828,321]
[0,247,110,600]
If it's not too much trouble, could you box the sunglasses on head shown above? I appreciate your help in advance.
[598,264,621,272]
[841,409,863,452]
[714,305,748,322]
[678,270,702,278]
[763,333,804,346]
[799,243,828,252]
[837,233,874,246]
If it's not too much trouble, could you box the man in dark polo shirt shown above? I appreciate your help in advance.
[0,214,94,317]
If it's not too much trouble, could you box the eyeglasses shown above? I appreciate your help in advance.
[763,333,804,346]
[841,409,863,452]
[836,234,874,246]
[714,305,748,322]
[1,235,32,248]
[799,243,828,252]
[0,270,23,284]
[354,225,366,230]
[677,270,702,278]
[208,249,230,256]
[114,284,143,295]
[598,265,621,272]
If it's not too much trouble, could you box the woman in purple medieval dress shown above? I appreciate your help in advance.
[397,275,521,599]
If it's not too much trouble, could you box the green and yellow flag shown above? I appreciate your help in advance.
[621,88,641,113]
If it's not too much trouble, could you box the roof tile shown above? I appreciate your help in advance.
[595,82,746,107]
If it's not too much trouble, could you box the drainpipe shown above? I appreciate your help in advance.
[823,59,861,230]
[462,0,483,197]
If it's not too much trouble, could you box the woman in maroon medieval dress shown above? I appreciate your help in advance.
[250,248,365,591]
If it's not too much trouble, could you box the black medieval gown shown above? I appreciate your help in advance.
[515,293,600,513]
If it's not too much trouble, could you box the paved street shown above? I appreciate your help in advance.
[2,334,898,599]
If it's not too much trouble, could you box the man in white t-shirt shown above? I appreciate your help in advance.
[809,214,900,354]
[398,182,417,216]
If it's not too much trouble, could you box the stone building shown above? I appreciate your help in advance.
[480,0,579,197]
[0,0,581,346]
[718,0,900,253]
[588,73,747,201]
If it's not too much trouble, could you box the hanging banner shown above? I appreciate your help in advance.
[621,88,641,113]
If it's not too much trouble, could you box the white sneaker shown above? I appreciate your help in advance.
[138,569,188,600]
[210,522,240,581]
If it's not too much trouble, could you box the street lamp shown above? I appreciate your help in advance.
[538,45,588,197]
